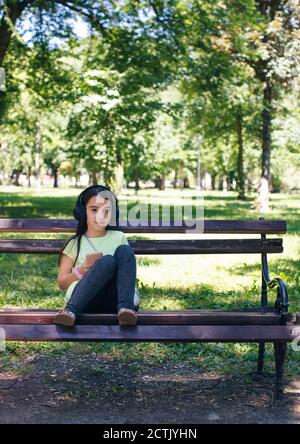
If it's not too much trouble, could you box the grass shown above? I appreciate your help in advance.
[0,185,299,381]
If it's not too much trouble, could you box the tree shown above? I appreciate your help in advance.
[0,16,73,187]
[144,0,300,209]
[199,0,300,210]
[63,28,175,192]
[0,0,118,66]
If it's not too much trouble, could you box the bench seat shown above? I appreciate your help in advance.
[1,324,300,342]
[0,309,299,342]
[0,308,298,325]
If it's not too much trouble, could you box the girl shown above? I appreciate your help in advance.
[55,184,139,327]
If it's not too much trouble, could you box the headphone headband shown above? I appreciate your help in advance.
[77,184,112,205]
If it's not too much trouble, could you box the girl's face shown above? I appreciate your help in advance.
[85,195,113,232]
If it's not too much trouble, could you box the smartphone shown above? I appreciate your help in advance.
[86,252,103,265]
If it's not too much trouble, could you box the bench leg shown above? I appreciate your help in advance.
[257,342,265,373]
[273,341,287,399]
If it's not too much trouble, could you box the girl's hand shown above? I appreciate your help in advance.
[78,260,92,276]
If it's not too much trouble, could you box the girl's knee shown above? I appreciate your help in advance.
[95,254,117,270]
[114,244,134,256]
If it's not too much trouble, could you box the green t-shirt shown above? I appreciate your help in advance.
[61,230,129,303]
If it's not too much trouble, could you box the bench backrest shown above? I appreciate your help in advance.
[0,218,286,255]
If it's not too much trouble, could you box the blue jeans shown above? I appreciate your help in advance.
[66,244,138,315]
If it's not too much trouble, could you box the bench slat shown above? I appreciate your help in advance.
[0,238,283,254]
[0,310,291,325]
[0,218,287,234]
[0,324,299,342]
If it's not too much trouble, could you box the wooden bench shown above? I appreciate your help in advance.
[0,217,299,399]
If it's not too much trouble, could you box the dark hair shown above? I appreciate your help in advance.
[58,185,119,267]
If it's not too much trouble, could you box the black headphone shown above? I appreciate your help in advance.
[73,184,119,226]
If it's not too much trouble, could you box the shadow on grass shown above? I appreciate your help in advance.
[0,193,75,218]
[0,252,265,310]
[224,257,300,312]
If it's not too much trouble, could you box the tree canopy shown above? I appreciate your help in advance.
[0,0,299,208]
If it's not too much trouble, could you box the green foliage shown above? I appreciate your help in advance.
[0,0,299,195]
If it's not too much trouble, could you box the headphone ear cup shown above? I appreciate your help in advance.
[73,202,85,221]
[73,207,79,220]
[73,189,85,221]
[82,204,86,222]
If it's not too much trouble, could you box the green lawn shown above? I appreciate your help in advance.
[0,186,299,380]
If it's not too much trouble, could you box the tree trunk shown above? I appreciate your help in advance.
[34,125,41,192]
[218,177,223,191]
[52,167,58,188]
[258,81,272,212]
[247,179,252,193]
[12,169,21,186]
[211,174,216,190]
[226,176,231,191]
[92,170,98,184]
[183,177,189,188]
[154,177,160,188]
[0,1,29,66]
[103,167,115,187]
[173,169,178,189]
[27,166,31,187]
[114,161,124,195]
[235,111,246,200]
[158,176,165,190]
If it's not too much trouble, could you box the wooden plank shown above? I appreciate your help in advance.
[0,238,283,254]
[0,218,287,234]
[0,308,279,313]
[0,310,289,325]
[0,324,299,342]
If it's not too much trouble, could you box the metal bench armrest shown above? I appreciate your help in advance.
[262,254,289,324]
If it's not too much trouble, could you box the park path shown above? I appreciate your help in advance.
[0,350,299,424]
